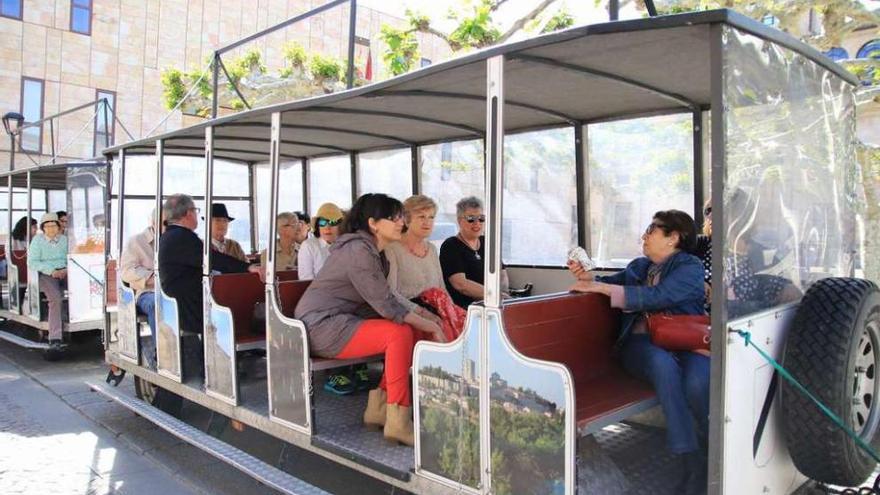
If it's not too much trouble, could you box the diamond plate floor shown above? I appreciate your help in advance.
[312,371,414,477]
[594,422,681,495]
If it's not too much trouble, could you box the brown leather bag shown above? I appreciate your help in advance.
[646,313,711,351]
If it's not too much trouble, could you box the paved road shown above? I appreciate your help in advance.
[0,333,398,495]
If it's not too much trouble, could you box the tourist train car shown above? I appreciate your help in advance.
[0,161,108,349]
[95,8,877,495]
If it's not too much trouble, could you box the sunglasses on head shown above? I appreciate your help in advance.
[317,218,341,227]
[463,215,486,224]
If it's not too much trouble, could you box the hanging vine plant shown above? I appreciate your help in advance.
[160,42,355,117]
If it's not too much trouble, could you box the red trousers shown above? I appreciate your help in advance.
[335,319,414,407]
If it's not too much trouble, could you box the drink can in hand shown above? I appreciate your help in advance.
[567,246,595,272]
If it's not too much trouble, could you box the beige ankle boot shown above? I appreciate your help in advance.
[363,388,387,429]
[383,403,414,446]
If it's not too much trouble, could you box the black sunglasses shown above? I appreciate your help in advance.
[317,218,341,227]
[703,206,712,216]
[463,215,486,224]
[645,222,668,235]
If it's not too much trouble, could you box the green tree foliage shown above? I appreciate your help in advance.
[379,0,573,76]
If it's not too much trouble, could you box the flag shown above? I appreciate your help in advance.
[365,47,372,81]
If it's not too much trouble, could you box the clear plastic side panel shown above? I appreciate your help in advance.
[204,281,238,405]
[67,253,105,323]
[722,27,857,320]
[27,266,40,321]
[413,308,482,492]
[486,311,574,495]
[68,165,107,323]
[267,286,309,431]
[8,262,19,313]
[155,272,182,382]
[115,273,139,364]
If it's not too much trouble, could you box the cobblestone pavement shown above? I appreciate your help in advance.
[0,351,201,495]
[0,333,399,495]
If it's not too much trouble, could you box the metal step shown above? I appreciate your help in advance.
[86,381,330,495]
[0,328,49,349]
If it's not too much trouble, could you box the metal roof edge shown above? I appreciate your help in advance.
[102,8,857,155]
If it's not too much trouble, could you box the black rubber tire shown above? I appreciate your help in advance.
[782,277,880,486]
[133,376,183,418]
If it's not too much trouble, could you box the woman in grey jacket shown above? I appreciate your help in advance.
[294,193,444,446]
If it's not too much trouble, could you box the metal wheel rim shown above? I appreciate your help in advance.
[852,320,880,438]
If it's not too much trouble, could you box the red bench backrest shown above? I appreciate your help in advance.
[11,250,27,284]
[277,270,298,282]
[211,272,265,338]
[105,259,118,306]
[501,292,621,386]
[277,280,311,318]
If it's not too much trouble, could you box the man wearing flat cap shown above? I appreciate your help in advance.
[209,203,248,263]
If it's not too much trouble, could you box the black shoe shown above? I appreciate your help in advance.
[676,451,707,495]
[353,364,371,392]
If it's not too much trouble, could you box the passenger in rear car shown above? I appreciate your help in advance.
[294,193,446,446]
[386,194,465,343]
[120,209,163,366]
[28,213,68,353]
[568,209,709,495]
[259,212,299,271]
[297,202,342,280]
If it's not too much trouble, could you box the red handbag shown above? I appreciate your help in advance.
[646,313,711,351]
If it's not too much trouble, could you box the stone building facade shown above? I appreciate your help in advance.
[0,0,452,170]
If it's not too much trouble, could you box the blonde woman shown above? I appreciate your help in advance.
[386,195,464,342]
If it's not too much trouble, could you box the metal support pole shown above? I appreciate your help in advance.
[707,23,727,495]
[211,54,220,119]
[248,162,257,254]
[5,175,12,265]
[483,56,504,309]
[574,124,588,250]
[103,99,111,148]
[302,158,310,214]
[410,145,419,195]
[693,111,705,227]
[266,113,282,283]
[117,149,127,262]
[609,0,619,20]
[49,119,56,163]
[9,134,15,172]
[203,127,214,276]
[346,0,358,89]
[349,152,358,205]
[154,140,164,266]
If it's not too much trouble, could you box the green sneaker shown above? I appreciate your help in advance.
[324,373,355,395]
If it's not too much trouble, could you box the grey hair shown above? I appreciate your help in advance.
[455,196,483,217]
[163,194,195,223]
[276,211,298,231]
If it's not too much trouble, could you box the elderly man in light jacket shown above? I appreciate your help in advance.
[120,210,162,364]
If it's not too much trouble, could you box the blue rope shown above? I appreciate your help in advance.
[733,329,880,465]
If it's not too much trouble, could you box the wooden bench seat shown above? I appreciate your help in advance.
[277,279,384,371]
[501,292,657,435]
[211,272,266,351]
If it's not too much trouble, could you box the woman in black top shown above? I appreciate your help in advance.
[439,196,508,308]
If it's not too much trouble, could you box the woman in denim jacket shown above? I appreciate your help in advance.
[568,209,708,495]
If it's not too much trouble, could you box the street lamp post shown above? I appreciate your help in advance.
[2,111,24,171]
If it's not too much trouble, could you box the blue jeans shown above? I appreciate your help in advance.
[136,291,157,365]
[620,333,710,454]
